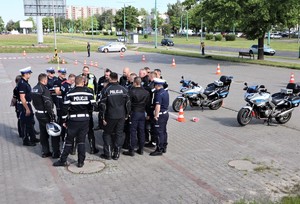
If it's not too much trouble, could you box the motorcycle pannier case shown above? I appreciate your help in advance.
[286,83,300,94]
[219,76,232,86]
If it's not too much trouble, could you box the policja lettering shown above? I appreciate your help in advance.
[109,89,123,94]
[74,96,88,101]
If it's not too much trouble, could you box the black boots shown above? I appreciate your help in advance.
[112,147,121,160]
[53,160,68,167]
[123,150,135,156]
[100,145,112,160]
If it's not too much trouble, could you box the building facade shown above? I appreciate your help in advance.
[66,5,117,20]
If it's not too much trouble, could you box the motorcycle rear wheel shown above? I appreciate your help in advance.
[237,108,252,126]
[275,112,292,124]
[172,98,187,112]
[209,100,223,110]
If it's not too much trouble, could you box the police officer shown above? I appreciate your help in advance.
[81,66,99,154]
[95,68,111,131]
[144,71,158,147]
[11,75,22,138]
[150,78,169,156]
[31,73,60,158]
[139,68,149,87]
[46,67,58,106]
[17,67,40,146]
[119,67,130,87]
[99,72,131,160]
[123,77,149,156]
[53,75,95,168]
[54,68,67,140]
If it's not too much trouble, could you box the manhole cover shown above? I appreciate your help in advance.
[67,159,105,174]
[228,160,257,171]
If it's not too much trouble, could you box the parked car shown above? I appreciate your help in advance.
[161,38,174,46]
[117,36,127,42]
[249,45,276,56]
[98,42,127,53]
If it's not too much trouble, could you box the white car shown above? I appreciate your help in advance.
[249,45,276,56]
[98,42,127,53]
[117,36,127,42]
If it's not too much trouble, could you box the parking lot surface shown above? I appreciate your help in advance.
[0,51,299,204]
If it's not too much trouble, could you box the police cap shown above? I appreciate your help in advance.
[153,78,165,85]
[19,66,32,74]
[58,68,67,74]
[46,67,55,74]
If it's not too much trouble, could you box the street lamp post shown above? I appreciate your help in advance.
[155,0,158,48]
[52,0,57,49]
[91,9,94,39]
[200,17,203,42]
[186,11,188,41]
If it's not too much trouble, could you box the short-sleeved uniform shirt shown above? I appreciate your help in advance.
[17,78,32,102]
[153,88,169,112]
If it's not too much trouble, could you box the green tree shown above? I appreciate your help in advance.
[167,0,184,34]
[96,9,115,31]
[25,17,36,31]
[191,0,299,60]
[150,11,164,33]
[0,16,5,32]
[115,5,139,31]
[42,17,54,32]
[6,20,16,31]
[161,24,172,37]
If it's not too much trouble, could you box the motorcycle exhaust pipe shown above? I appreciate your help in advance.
[211,99,223,105]
[277,108,294,117]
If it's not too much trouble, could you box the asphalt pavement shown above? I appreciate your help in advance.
[0,51,300,204]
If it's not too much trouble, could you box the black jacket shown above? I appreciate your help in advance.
[31,83,55,120]
[99,82,131,120]
[129,86,150,113]
[62,86,95,122]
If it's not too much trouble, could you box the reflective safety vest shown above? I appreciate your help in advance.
[87,74,95,91]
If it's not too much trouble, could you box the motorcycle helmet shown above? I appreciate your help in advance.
[46,122,62,137]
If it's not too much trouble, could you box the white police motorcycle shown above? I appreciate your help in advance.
[237,82,300,126]
[172,75,233,112]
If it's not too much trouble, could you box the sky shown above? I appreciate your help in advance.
[0,0,180,24]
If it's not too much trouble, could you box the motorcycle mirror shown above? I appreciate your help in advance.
[244,82,248,86]
[259,85,265,88]
[243,87,247,91]
[181,76,184,79]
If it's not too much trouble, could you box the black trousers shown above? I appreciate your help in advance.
[154,113,169,151]
[36,113,60,155]
[88,115,96,149]
[18,104,36,143]
[102,117,125,155]
[129,112,146,151]
[60,120,89,163]
[56,102,66,141]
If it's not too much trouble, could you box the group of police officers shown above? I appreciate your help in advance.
[13,65,169,168]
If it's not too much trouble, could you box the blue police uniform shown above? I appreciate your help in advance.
[46,67,58,106]
[53,68,67,140]
[17,67,39,146]
[150,79,169,156]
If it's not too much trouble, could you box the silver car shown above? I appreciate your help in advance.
[98,42,127,53]
[249,45,276,56]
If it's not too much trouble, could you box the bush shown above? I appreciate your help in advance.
[225,34,236,41]
[144,34,148,39]
[205,34,213,40]
[110,31,115,36]
[214,34,223,41]
[86,31,100,35]
[102,31,109,35]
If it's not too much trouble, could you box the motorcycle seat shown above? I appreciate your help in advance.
[272,93,285,105]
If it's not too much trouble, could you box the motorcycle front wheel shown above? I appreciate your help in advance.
[172,98,187,112]
[275,112,292,124]
[209,100,223,110]
[237,108,252,126]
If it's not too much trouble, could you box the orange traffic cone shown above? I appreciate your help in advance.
[46,55,49,60]
[94,62,98,67]
[142,55,146,62]
[171,58,176,67]
[135,51,139,55]
[289,73,295,83]
[74,60,78,65]
[84,60,87,65]
[90,61,94,66]
[120,52,124,58]
[23,50,26,56]
[73,50,76,54]
[216,64,221,75]
[177,105,186,122]
[62,59,65,64]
